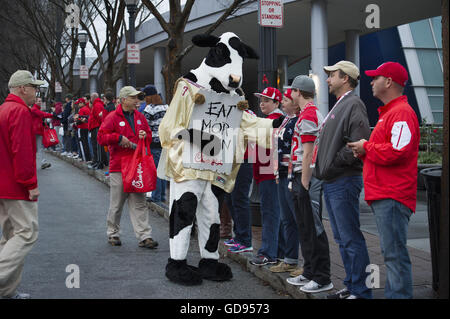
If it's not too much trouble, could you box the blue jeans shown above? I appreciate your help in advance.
[150,148,166,202]
[323,175,372,299]
[277,175,299,264]
[371,199,413,299]
[258,179,281,260]
[224,161,253,247]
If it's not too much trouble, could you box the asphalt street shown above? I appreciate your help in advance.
[12,155,290,299]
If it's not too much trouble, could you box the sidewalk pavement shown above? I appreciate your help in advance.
[49,150,436,299]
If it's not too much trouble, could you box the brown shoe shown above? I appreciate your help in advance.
[139,238,159,249]
[269,262,298,273]
[289,267,304,277]
[108,236,122,246]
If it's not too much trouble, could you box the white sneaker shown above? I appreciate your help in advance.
[61,152,67,156]
[346,294,359,299]
[300,280,334,293]
[286,274,310,286]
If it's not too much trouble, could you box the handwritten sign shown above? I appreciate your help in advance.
[182,89,244,175]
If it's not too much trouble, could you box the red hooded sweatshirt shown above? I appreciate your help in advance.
[0,94,38,201]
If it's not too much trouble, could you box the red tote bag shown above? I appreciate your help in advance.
[42,123,60,148]
[121,138,157,193]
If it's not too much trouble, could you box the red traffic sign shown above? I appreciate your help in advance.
[127,43,140,64]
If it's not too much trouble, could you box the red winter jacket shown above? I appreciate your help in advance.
[252,109,283,184]
[97,105,152,173]
[31,104,53,135]
[88,98,107,131]
[0,94,38,201]
[361,95,420,212]
[77,105,91,130]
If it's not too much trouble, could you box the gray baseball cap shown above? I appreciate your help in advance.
[8,70,45,88]
[286,75,315,94]
[324,60,360,80]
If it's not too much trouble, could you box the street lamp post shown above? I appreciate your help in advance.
[78,31,88,96]
[125,0,139,87]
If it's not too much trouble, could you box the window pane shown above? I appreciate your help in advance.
[410,19,435,48]
[431,16,442,48]
[426,87,443,96]
[432,112,443,124]
[416,50,443,86]
[428,95,444,112]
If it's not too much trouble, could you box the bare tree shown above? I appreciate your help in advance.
[141,0,255,101]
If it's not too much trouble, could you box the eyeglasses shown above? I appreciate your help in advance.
[22,85,40,96]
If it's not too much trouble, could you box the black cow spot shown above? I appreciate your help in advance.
[209,78,229,94]
[204,43,231,68]
[211,185,225,207]
[229,36,259,59]
[184,72,198,83]
[205,223,221,252]
[169,192,198,238]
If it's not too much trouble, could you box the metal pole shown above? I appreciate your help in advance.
[258,26,277,93]
[127,5,137,88]
[80,43,87,95]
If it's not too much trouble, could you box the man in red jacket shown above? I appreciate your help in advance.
[88,93,108,169]
[98,86,158,249]
[31,97,54,169]
[0,70,43,299]
[348,62,420,299]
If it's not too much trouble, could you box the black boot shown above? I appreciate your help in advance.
[165,258,202,286]
[198,258,233,282]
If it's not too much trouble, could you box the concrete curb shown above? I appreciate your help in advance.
[48,150,326,299]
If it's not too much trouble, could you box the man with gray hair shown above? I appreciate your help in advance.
[97,86,158,249]
[0,70,44,299]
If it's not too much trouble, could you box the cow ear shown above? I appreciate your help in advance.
[240,43,259,59]
[192,34,220,47]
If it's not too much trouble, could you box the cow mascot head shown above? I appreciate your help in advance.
[160,32,260,286]
[184,32,259,95]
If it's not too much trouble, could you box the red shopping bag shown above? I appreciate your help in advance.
[121,138,157,193]
[42,123,60,148]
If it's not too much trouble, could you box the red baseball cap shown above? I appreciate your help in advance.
[283,88,294,101]
[74,98,87,105]
[254,87,282,102]
[365,62,409,87]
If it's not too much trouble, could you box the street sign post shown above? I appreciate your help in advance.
[55,81,62,93]
[80,65,89,79]
[127,43,141,64]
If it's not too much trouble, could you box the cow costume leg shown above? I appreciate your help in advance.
[166,179,232,285]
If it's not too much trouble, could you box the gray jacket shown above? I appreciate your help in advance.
[313,91,370,182]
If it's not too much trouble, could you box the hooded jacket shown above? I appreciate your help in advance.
[0,94,38,200]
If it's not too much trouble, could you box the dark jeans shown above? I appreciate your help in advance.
[150,147,166,202]
[292,174,331,285]
[258,178,281,260]
[323,175,372,299]
[78,128,91,162]
[224,161,253,247]
[90,127,107,165]
[277,174,299,264]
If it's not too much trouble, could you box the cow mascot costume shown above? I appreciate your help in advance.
[159,32,284,285]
